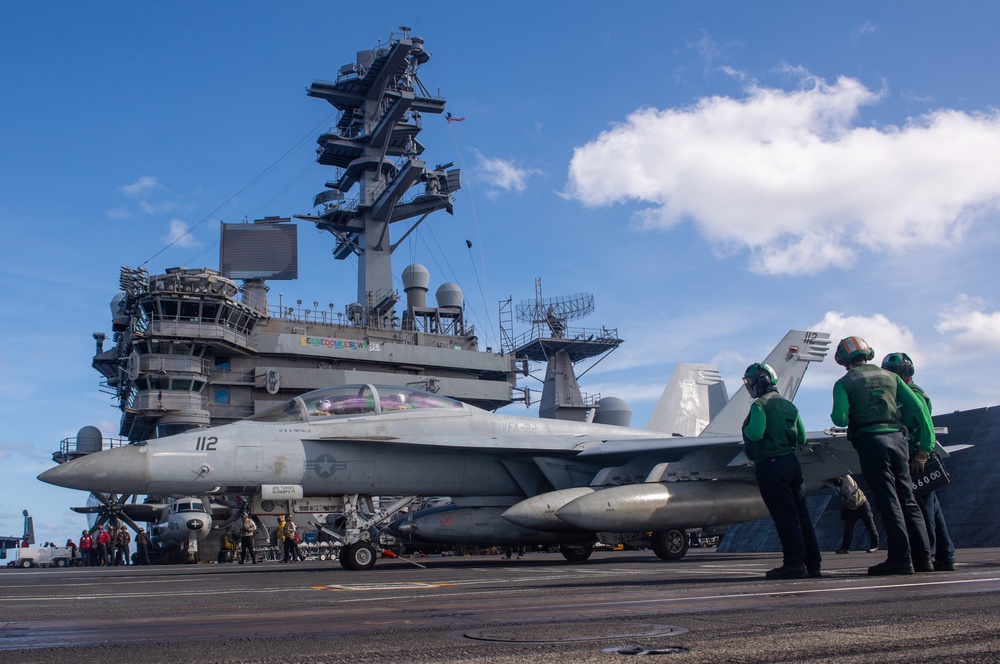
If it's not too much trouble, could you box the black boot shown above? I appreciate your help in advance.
[765,562,808,579]
[868,560,913,576]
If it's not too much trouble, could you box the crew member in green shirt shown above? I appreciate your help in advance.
[831,336,932,576]
[742,362,820,579]
[882,351,955,571]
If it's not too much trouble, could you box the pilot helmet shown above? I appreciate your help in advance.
[881,352,915,379]
[742,362,778,399]
[317,398,333,412]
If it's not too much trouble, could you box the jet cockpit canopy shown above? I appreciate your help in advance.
[246,384,465,424]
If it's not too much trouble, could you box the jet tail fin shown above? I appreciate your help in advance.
[646,363,728,436]
[700,330,831,437]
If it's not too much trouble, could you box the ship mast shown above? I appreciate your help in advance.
[296,27,460,328]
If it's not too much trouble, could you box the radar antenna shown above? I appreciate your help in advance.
[504,278,622,422]
[516,279,594,339]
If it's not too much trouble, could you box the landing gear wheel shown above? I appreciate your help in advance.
[340,541,377,570]
[559,543,594,562]
[652,529,689,560]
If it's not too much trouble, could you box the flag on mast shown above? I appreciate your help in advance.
[446,112,466,124]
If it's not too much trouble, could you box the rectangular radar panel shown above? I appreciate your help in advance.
[220,218,298,280]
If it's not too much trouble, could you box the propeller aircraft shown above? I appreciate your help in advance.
[73,494,230,562]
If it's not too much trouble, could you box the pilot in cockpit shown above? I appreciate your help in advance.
[381,393,411,411]
[312,398,335,416]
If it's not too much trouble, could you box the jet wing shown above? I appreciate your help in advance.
[576,435,744,457]
[578,430,856,484]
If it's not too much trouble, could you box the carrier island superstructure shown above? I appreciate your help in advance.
[87,30,516,445]
[77,28,623,448]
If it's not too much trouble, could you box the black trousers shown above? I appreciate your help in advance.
[917,490,955,564]
[841,501,878,550]
[855,431,930,565]
[240,536,256,563]
[755,454,821,569]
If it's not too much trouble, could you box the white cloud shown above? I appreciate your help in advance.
[121,176,163,197]
[851,21,877,42]
[719,65,749,82]
[806,310,919,386]
[106,205,132,219]
[565,74,1000,276]
[161,219,200,249]
[935,295,1000,351]
[139,200,181,215]
[115,176,180,219]
[475,152,538,198]
[0,440,47,463]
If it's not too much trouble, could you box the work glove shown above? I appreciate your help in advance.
[909,450,929,476]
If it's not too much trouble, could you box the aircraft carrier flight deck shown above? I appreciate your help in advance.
[2,547,1000,663]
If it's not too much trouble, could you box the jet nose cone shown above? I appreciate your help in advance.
[38,444,149,494]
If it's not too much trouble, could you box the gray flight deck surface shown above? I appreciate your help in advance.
[3,548,1000,663]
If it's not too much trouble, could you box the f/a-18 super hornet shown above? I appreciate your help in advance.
[41,329,941,570]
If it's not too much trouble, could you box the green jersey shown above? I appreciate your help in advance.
[831,363,935,454]
[905,381,933,453]
[742,391,806,463]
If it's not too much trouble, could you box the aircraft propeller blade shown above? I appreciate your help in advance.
[71,505,105,514]
[118,512,144,533]
[82,492,151,535]
[90,514,109,535]
[217,510,244,531]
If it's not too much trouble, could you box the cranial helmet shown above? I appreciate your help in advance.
[743,362,778,398]
[881,352,915,379]
[834,336,875,366]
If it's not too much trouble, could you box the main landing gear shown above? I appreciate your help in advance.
[651,529,689,560]
[339,541,377,570]
[559,543,594,562]
[315,494,415,571]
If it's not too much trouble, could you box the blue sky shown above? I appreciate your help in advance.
[3,2,1000,546]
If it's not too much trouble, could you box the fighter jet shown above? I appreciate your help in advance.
[39,329,885,570]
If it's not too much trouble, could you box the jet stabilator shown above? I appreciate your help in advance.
[42,330,950,570]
